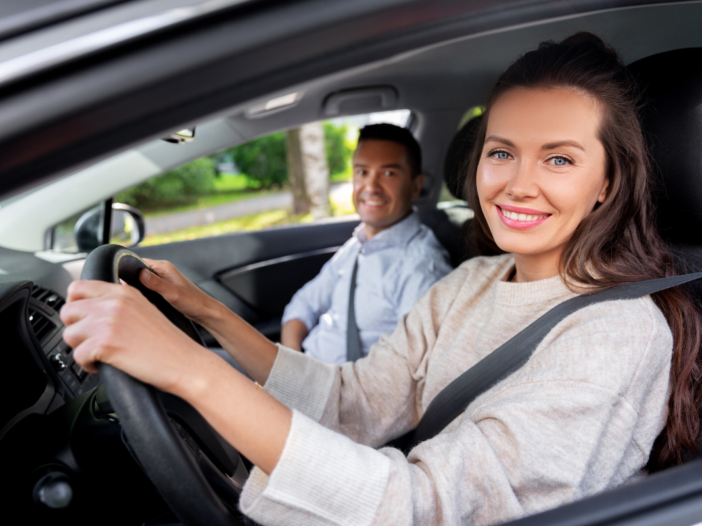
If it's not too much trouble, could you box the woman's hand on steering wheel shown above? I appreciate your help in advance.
[139,258,222,327]
[61,279,212,396]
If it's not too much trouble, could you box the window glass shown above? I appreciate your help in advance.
[111,111,410,247]
[439,182,462,203]
[51,205,100,253]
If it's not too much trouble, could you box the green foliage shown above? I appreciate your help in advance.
[116,157,216,210]
[116,122,354,212]
[226,132,288,189]
[324,122,354,175]
[215,123,353,190]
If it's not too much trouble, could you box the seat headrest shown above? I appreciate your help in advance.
[629,48,702,245]
[443,115,483,200]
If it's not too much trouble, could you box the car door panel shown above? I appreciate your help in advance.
[134,217,359,340]
[218,246,339,317]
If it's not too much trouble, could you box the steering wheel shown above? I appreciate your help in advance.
[81,245,248,526]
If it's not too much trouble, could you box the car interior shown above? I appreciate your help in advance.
[3,1,702,525]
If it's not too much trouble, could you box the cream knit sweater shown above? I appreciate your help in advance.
[240,254,673,526]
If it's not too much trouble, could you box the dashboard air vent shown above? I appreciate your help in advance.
[32,285,66,312]
[28,307,56,343]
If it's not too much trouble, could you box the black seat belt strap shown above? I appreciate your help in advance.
[346,255,364,362]
[387,272,702,454]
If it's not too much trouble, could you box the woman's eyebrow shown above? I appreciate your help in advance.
[542,140,585,151]
[485,136,515,147]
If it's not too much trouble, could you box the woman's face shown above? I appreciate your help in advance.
[476,87,609,268]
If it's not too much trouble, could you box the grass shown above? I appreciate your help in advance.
[140,179,357,246]
[213,173,262,192]
[143,188,280,218]
[140,210,314,245]
[142,171,351,218]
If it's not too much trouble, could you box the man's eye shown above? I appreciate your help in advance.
[384,170,395,176]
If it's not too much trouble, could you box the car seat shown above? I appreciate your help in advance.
[629,48,702,266]
[629,48,702,461]
[418,115,485,267]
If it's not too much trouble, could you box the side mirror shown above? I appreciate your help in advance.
[74,206,104,253]
[110,203,145,247]
[74,203,145,253]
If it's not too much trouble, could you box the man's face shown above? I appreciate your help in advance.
[352,139,424,239]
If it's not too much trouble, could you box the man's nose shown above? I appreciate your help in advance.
[506,160,539,199]
[361,171,382,192]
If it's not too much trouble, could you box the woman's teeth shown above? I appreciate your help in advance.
[500,208,548,222]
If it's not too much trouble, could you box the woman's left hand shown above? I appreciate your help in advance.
[60,279,213,396]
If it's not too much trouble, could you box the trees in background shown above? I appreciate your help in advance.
[227,132,287,189]
[117,122,354,212]
[286,122,332,219]
[116,157,215,210]
[323,122,353,175]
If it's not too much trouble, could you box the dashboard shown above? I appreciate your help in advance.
[0,247,99,436]
[0,244,246,526]
[0,247,163,526]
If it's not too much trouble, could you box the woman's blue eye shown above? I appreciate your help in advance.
[551,157,569,166]
[495,151,510,160]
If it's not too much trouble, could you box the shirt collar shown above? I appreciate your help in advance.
[353,212,421,254]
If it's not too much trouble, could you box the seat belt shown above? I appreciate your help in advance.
[346,255,364,362]
[386,272,702,454]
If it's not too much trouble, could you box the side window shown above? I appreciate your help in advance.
[113,111,411,247]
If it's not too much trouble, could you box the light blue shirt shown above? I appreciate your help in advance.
[282,212,452,365]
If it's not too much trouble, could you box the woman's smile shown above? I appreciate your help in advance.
[496,204,551,229]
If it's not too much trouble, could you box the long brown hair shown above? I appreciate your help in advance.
[464,32,702,469]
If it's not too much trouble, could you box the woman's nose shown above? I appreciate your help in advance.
[505,160,539,199]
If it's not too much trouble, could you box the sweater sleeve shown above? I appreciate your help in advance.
[242,297,672,526]
[264,267,467,445]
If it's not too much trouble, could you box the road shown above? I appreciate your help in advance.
[144,182,352,235]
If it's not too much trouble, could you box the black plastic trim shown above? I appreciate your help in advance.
[504,460,702,526]
[219,246,339,276]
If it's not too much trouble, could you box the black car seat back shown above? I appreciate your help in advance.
[418,115,484,267]
[629,48,702,257]
[629,47,702,462]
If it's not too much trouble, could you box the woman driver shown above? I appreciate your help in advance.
[60,33,702,525]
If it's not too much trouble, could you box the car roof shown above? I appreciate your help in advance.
[0,0,131,42]
[1,0,700,204]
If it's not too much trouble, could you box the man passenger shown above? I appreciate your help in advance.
[280,123,452,365]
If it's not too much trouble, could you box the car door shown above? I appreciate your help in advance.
[133,217,358,343]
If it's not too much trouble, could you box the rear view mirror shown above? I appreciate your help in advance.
[74,203,145,253]
[162,127,196,144]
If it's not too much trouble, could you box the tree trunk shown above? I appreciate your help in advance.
[299,122,331,219]
[285,128,310,214]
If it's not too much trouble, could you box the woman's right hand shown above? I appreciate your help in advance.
[139,258,221,327]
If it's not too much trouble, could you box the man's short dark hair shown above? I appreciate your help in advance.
[357,123,422,177]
